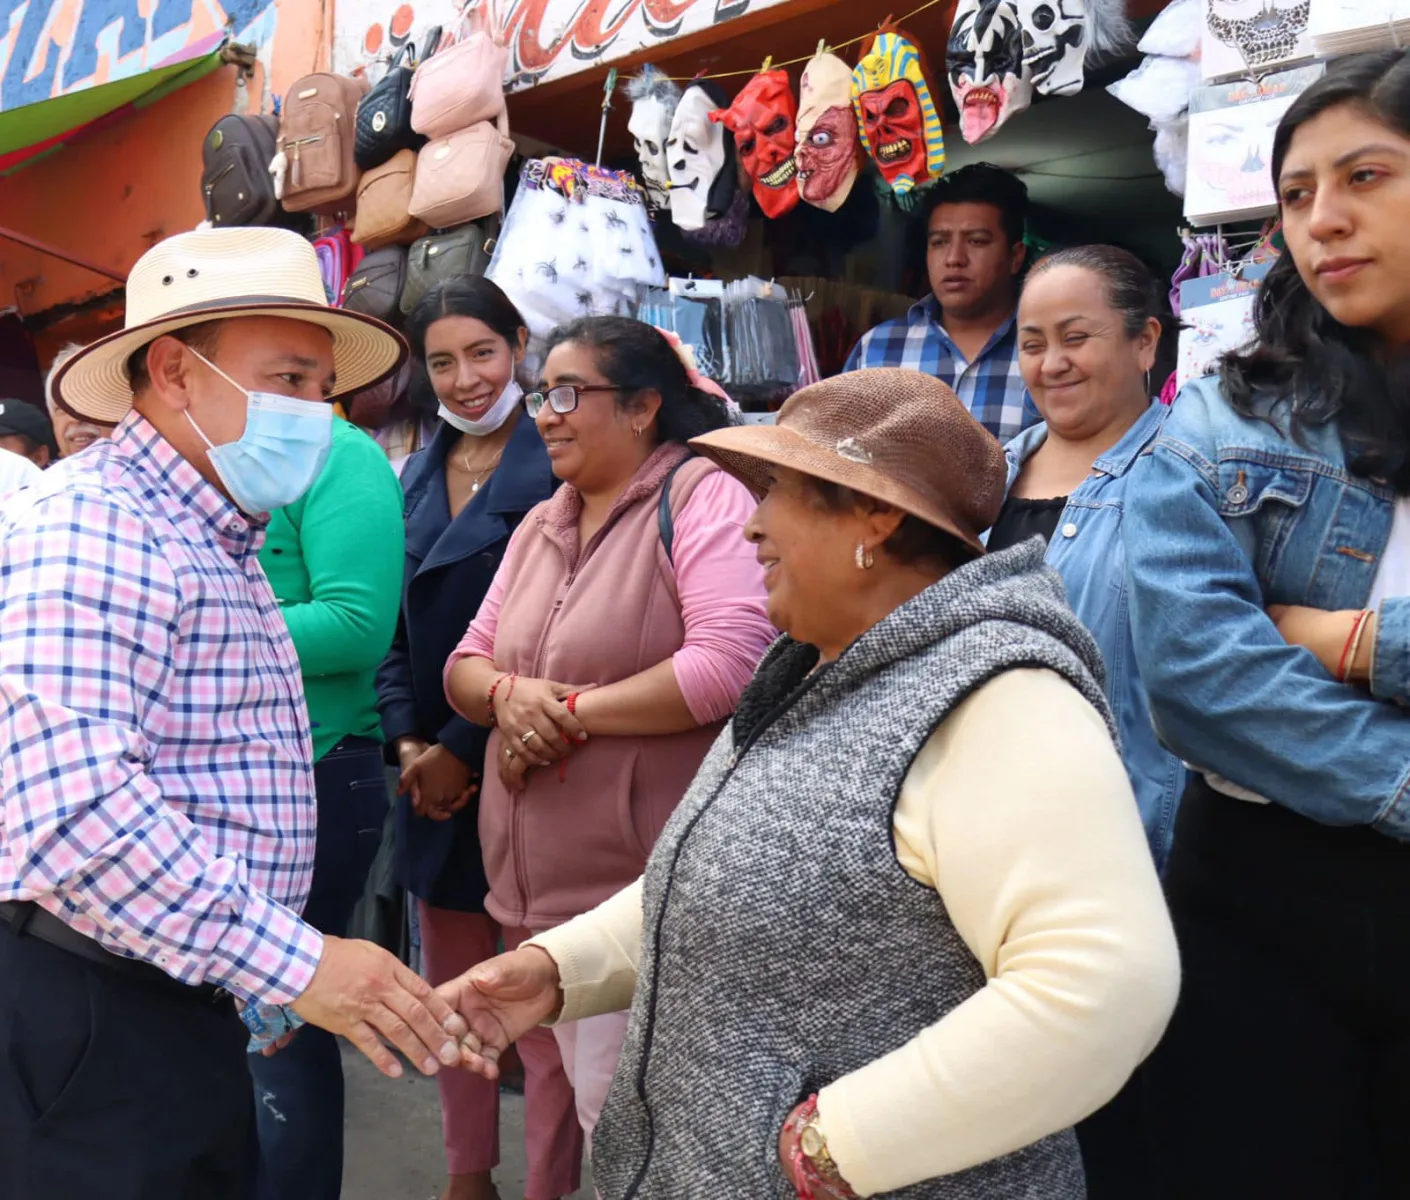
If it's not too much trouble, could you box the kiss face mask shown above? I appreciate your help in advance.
[948,0,1033,143]
[626,66,682,215]
[711,69,800,219]
[795,52,860,212]
[667,82,736,231]
[852,31,946,196]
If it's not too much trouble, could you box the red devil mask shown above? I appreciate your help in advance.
[710,69,800,219]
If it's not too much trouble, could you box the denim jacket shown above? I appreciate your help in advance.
[1004,402,1187,867]
[1122,374,1410,839]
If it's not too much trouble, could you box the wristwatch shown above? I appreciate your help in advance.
[799,1108,850,1194]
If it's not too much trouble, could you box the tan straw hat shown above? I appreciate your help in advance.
[690,368,1007,556]
[54,227,407,424]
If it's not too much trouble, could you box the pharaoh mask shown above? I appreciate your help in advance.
[667,82,737,232]
[947,0,1032,143]
[852,31,946,196]
[795,51,860,212]
[626,66,682,214]
[710,69,800,219]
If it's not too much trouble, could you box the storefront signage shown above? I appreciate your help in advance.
[336,0,795,90]
[0,0,276,113]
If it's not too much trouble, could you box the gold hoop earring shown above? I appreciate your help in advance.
[855,544,874,570]
[633,426,642,438]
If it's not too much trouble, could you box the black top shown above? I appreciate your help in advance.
[988,495,1067,553]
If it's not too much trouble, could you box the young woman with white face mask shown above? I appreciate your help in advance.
[375,278,568,1200]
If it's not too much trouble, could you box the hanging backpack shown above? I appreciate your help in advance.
[277,72,369,215]
[354,32,439,172]
[408,111,513,231]
[351,150,429,251]
[408,20,507,141]
[342,246,409,326]
[201,114,286,227]
[313,227,362,304]
[400,218,500,315]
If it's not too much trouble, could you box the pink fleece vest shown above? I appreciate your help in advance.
[480,445,722,930]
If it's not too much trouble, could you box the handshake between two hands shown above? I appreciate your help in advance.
[257,936,565,1081]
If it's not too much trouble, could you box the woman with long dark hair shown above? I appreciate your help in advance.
[443,315,775,1152]
[1123,50,1410,1195]
[375,277,573,1200]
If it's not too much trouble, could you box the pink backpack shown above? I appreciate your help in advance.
[409,21,507,141]
[313,227,364,304]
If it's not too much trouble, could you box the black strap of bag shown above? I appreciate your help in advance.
[658,460,686,567]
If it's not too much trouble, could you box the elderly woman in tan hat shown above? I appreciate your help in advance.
[435,368,1180,1199]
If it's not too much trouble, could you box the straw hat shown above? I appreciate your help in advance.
[54,227,407,424]
[690,368,1006,556]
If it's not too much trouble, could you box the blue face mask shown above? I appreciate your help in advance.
[185,350,333,516]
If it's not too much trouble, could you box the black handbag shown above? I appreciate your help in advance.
[399,217,501,316]
[354,29,440,172]
[342,246,408,325]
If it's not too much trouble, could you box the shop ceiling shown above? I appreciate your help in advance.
[507,0,1179,229]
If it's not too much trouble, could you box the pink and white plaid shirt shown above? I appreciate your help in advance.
[0,413,322,1005]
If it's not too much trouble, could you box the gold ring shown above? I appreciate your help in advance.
[521,729,539,744]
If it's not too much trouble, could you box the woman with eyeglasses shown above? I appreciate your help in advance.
[376,277,571,1200]
[443,315,774,1151]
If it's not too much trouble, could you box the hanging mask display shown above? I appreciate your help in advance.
[852,30,946,197]
[795,51,861,213]
[710,68,800,220]
[947,0,1032,143]
[667,81,737,232]
[948,0,1132,143]
[625,66,682,216]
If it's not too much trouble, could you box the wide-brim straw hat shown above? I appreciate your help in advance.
[690,368,1007,557]
[54,227,407,424]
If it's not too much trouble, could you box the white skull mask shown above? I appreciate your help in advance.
[626,67,681,215]
[667,85,729,231]
[1017,0,1090,97]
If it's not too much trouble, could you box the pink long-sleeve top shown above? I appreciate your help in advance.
[446,444,774,929]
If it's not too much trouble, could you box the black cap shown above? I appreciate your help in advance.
[0,399,58,456]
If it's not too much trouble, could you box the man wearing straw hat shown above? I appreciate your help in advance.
[0,228,470,1197]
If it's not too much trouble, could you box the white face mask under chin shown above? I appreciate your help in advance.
[438,381,522,437]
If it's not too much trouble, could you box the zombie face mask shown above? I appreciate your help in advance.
[626,66,682,214]
[710,70,800,219]
[852,32,946,196]
[795,52,860,212]
[948,0,1033,143]
[668,82,735,231]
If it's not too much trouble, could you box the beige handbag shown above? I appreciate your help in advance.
[351,150,429,250]
[408,110,512,230]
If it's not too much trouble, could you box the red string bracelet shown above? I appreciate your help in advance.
[486,673,513,726]
[557,693,581,783]
[1337,611,1371,683]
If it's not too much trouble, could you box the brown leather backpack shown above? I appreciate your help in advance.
[278,72,369,215]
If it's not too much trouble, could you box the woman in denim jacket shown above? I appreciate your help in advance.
[995,245,1188,874]
[1124,51,1410,1197]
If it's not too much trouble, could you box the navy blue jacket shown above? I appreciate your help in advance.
[376,413,556,910]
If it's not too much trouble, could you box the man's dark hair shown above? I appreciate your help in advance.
[126,321,223,396]
[922,163,1029,247]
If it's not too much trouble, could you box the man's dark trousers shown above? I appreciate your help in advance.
[0,920,251,1199]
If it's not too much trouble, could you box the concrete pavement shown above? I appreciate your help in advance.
[341,1042,594,1200]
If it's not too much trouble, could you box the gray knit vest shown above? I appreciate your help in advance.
[592,540,1113,1200]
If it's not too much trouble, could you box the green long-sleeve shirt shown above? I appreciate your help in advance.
[260,419,405,761]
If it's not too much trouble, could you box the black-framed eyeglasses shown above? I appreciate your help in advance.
[524,384,624,418]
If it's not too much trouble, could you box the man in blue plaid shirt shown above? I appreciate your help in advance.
[844,164,1041,444]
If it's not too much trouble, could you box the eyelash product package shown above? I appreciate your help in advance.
[1176,259,1274,390]
[1184,63,1323,225]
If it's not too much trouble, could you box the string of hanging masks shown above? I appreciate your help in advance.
[623,2,1132,230]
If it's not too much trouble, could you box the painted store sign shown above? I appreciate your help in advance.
[335,0,796,90]
[0,0,276,113]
